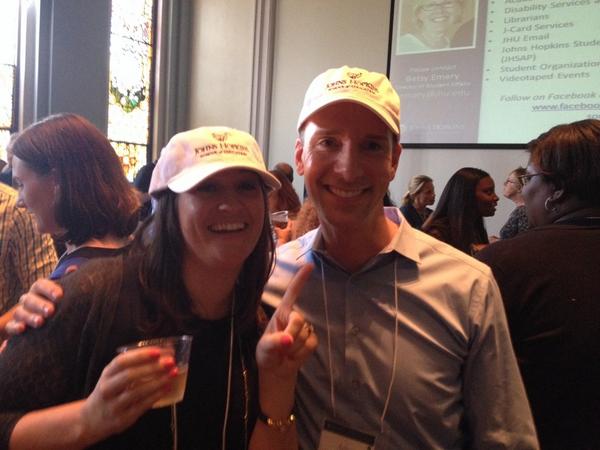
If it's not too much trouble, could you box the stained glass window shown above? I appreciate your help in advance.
[108,0,155,180]
[0,0,20,162]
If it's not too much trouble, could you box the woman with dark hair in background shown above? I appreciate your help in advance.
[499,166,530,239]
[0,113,139,339]
[0,126,316,449]
[11,113,140,279]
[133,160,157,222]
[423,167,498,254]
[268,165,301,219]
[272,162,294,184]
[477,119,600,450]
[400,174,435,229]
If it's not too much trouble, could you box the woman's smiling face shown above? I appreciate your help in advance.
[177,169,266,271]
[417,0,463,34]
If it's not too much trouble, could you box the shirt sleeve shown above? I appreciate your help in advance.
[8,207,57,303]
[0,279,92,450]
[462,275,539,449]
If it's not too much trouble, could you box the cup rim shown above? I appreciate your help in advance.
[117,334,193,353]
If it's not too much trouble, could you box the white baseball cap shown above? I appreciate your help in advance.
[149,126,280,196]
[297,66,400,135]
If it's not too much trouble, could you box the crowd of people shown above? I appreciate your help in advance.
[0,65,598,450]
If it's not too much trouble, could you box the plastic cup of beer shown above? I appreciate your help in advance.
[117,335,193,409]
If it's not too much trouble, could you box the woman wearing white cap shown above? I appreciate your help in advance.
[0,127,316,449]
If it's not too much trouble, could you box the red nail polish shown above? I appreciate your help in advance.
[163,359,176,370]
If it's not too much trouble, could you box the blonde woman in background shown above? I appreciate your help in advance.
[400,175,435,229]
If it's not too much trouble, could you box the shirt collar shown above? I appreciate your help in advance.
[302,207,422,265]
[381,207,421,264]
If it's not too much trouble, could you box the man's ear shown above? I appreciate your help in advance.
[294,138,305,176]
[389,143,402,180]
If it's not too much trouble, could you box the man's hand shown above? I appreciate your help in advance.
[5,279,63,336]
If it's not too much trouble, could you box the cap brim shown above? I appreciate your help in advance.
[166,162,281,194]
[298,96,399,135]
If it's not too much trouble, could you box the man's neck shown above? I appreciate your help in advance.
[319,216,398,273]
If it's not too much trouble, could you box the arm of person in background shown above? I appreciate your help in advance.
[250,264,317,450]
[2,279,63,339]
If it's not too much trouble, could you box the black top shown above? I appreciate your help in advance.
[399,204,432,230]
[0,252,260,450]
[424,216,488,255]
[477,221,600,450]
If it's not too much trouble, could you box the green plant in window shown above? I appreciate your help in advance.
[109,79,146,113]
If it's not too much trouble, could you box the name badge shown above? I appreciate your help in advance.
[318,419,376,450]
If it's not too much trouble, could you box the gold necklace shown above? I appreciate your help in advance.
[222,295,249,450]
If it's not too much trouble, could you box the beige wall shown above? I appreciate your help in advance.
[187,0,256,131]
[268,0,391,191]
[187,0,528,235]
[268,0,528,236]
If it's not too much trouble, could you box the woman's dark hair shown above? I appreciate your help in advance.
[423,167,490,253]
[269,167,301,217]
[383,191,396,207]
[137,187,275,335]
[528,119,600,205]
[273,162,294,183]
[292,197,320,240]
[11,113,140,245]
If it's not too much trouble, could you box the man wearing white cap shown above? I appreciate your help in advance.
[263,66,538,449]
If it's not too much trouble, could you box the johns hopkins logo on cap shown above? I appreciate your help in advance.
[148,126,280,195]
[297,66,400,135]
[211,131,231,142]
[324,71,379,97]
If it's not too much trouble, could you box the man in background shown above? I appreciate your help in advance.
[0,134,16,187]
[0,182,57,340]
